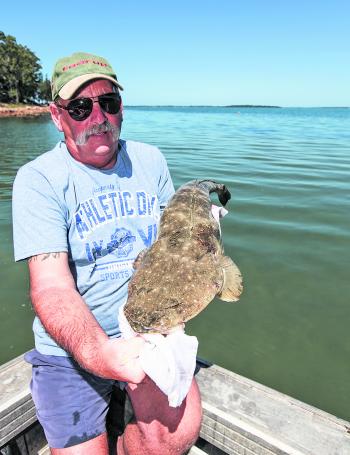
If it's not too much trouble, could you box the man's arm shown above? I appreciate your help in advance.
[29,251,146,383]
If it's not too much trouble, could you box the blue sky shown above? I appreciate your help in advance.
[2,0,349,106]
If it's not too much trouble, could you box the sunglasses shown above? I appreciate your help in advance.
[56,93,122,121]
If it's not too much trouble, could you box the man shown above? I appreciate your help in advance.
[12,52,202,455]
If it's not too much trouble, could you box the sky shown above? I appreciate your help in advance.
[1,0,349,106]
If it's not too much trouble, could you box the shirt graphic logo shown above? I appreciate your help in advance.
[110,228,136,258]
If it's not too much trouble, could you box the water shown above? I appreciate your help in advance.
[0,107,349,421]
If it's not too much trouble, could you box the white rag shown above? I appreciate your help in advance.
[211,204,228,227]
[118,306,198,407]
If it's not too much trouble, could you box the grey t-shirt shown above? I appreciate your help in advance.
[12,139,174,356]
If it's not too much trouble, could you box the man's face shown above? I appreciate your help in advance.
[51,79,123,169]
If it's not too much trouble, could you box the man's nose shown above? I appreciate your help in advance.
[90,100,107,122]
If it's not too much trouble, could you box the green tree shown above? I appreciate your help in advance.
[0,31,42,103]
[38,74,52,103]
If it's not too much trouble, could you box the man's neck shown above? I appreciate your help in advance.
[64,141,121,169]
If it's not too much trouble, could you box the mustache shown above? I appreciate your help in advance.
[76,121,120,146]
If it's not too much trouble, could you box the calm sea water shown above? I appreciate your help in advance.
[0,107,349,420]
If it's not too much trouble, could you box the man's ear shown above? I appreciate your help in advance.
[50,102,63,131]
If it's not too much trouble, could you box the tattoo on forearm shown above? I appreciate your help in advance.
[41,252,61,261]
[29,253,61,263]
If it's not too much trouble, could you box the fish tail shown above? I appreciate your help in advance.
[196,180,231,206]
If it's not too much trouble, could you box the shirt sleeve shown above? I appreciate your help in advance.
[157,152,175,214]
[12,165,68,261]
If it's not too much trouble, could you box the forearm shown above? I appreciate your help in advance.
[31,286,105,368]
[31,286,145,382]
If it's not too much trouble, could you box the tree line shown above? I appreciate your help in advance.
[0,31,51,104]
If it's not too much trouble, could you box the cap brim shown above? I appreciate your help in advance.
[58,73,123,100]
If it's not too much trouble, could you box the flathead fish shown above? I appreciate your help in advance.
[124,180,243,333]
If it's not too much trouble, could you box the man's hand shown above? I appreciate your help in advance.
[98,336,146,383]
[118,306,197,406]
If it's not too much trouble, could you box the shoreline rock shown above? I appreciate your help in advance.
[0,105,50,118]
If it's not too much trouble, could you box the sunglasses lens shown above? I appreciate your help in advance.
[64,94,121,120]
[67,98,93,121]
[99,94,121,114]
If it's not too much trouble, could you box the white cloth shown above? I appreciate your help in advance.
[118,306,198,407]
[211,204,228,227]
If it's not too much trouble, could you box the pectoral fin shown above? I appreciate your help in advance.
[217,255,243,302]
[133,249,148,270]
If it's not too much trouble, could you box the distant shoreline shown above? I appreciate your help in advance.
[224,105,281,108]
[0,103,348,118]
[0,104,50,118]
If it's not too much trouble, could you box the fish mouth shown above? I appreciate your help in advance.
[140,324,163,334]
[139,325,154,333]
[140,323,185,335]
[129,318,170,335]
[126,315,158,334]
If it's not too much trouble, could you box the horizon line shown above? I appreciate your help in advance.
[123,105,350,109]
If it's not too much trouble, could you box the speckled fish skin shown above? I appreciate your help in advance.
[124,180,243,333]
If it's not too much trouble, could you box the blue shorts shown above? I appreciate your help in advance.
[25,349,129,449]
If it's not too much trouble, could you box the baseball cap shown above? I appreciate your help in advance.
[51,52,123,100]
